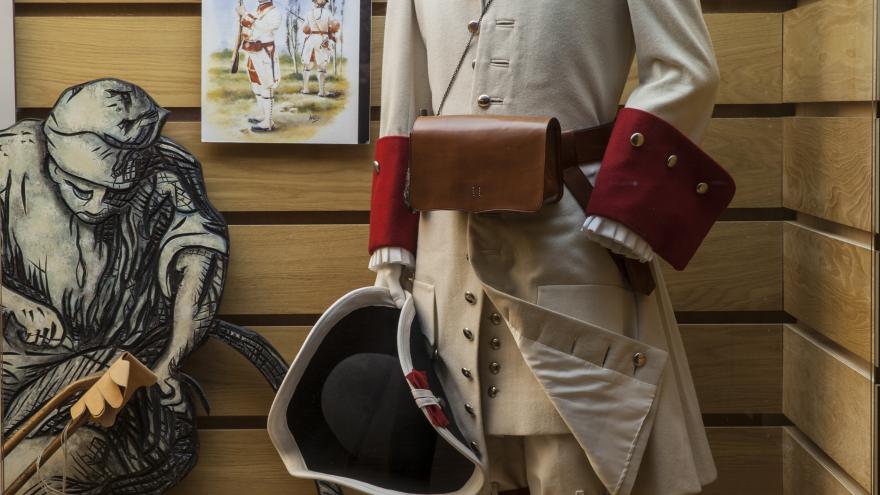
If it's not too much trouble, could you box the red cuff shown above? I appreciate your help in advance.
[586,108,735,271]
[241,15,255,27]
[369,136,419,255]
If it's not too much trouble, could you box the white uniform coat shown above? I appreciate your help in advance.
[242,2,282,90]
[302,6,336,68]
[373,1,725,494]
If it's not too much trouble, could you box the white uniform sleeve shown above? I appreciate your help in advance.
[623,0,720,140]
[368,0,431,270]
[584,0,720,261]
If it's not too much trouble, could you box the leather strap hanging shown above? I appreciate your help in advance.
[559,123,656,295]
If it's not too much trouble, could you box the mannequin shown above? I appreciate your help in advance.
[368,1,734,494]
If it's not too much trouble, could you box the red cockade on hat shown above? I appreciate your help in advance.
[405,369,450,428]
[585,108,736,271]
[369,136,420,255]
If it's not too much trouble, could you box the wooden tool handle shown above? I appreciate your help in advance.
[2,375,99,458]
[4,414,88,495]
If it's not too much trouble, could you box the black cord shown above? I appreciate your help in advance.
[435,0,495,116]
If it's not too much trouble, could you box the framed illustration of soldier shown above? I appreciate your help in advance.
[201,0,371,144]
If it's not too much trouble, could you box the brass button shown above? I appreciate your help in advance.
[468,20,481,34]
[465,403,476,416]
[630,132,645,148]
[462,328,474,341]
[372,160,380,174]
[489,337,501,350]
[477,94,491,109]
[487,386,499,398]
[633,352,647,368]
[667,155,678,168]
[489,312,502,325]
[489,362,501,374]
[696,182,709,194]
[465,291,477,304]
[461,367,473,379]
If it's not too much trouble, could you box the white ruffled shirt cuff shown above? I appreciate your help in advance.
[578,162,655,263]
[369,247,416,272]
[582,216,655,263]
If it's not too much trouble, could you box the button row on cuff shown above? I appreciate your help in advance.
[629,131,711,195]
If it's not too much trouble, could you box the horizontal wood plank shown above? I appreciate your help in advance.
[169,429,313,495]
[188,323,783,417]
[782,0,875,102]
[184,326,307,417]
[703,117,783,209]
[622,13,783,105]
[15,0,191,2]
[221,225,374,316]
[221,222,781,316]
[662,221,782,312]
[15,13,783,108]
[15,16,201,108]
[704,427,783,495]
[681,324,782,414]
[783,222,872,361]
[783,427,869,495]
[164,122,375,213]
[169,427,781,495]
[702,12,782,104]
[783,117,874,231]
[782,325,871,490]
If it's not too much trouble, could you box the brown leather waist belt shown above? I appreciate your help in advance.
[559,122,656,295]
[242,41,275,52]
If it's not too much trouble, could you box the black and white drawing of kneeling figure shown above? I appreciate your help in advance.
[0,79,341,495]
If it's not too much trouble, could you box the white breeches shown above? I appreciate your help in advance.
[246,48,280,94]
[302,35,333,70]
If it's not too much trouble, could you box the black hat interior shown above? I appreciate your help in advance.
[287,305,476,493]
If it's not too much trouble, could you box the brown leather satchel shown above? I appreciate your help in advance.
[409,115,564,213]
[408,115,657,295]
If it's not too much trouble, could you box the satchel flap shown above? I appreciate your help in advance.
[410,115,558,213]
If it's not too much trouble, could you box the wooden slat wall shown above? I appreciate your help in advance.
[783,427,870,495]
[10,0,874,494]
[783,325,872,488]
[782,0,875,102]
[783,223,872,361]
[780,0,876,492]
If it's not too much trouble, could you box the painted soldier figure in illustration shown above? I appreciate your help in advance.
[0,79,287,494]
[237,0,283,132]
[301,0,340,98]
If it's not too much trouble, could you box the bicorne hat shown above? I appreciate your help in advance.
[268,287,484,494]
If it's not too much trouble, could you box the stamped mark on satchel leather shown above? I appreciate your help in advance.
[472,185,482,198]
